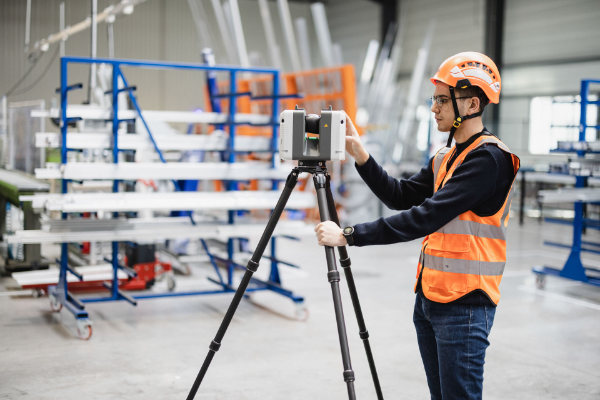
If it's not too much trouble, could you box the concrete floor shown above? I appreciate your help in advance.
[1,218,599,399]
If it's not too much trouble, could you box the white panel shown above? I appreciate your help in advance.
[24,190,316,213]
[399,0,485,76]
[497,97,531,156]
[499,0,600,159]
[327,0,380,70]
[502,61,600,97]
[498,61,600,158]
[504,0,600,65]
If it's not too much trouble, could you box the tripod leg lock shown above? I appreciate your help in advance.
[209,340,221,352]
[339,257,351,268]
[327,270,340,283]
[286,171,299,188]
[359,330,370,340]
[313,173,327,189]
[343,370,356,382]
[247,260,259,272]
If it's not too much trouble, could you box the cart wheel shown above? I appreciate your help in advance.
[76,319,93,340]
[49,293,62,313]
[535,274,546,290]
[294,304,309,321]
[32,288,44,298]
[166,273,176,292]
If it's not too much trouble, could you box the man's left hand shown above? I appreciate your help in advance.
[314,221,346,247]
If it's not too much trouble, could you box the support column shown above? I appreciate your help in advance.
[380,0,398,45]
[484,0,505,136]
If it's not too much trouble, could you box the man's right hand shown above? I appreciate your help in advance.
[344,112,370,166]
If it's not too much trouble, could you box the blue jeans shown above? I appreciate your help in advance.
[413,292,496,400]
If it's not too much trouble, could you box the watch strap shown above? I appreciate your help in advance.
[343,226,355,246]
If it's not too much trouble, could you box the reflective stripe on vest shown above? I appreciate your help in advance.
[432,147,452,182]
[437,218,505,240]
[422,253,505,276]
[418,134,520,304]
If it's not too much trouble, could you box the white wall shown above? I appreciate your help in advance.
[503,0,600,65]
[397,0,485,75]
[2,0,599,165]
[327,0,380,70]
[501,0,600,163]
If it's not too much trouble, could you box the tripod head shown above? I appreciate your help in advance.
[296,159,328,174]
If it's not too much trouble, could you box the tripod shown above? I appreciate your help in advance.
[186,161,384,400]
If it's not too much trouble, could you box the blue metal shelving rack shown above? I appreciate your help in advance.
[533,79,600,288]
[47,57,304,339]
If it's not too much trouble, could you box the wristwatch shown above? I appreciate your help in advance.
[342,226,355,246]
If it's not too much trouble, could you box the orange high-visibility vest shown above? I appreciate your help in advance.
[416,135,520,304]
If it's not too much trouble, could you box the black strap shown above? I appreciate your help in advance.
[446,86,483,147]
[449,86,461,117]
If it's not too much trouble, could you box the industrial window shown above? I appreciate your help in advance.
[529,95,599,154]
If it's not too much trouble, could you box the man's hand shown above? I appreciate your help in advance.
[314,221,346,247]
[344,112,369,166]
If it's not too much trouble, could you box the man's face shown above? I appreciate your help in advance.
[430,82,463,132]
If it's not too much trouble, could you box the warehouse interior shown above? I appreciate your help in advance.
[0,0,599,399]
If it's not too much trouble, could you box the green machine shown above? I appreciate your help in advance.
[0,169,49,274]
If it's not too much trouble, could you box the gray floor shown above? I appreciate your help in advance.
[1,218,599,399]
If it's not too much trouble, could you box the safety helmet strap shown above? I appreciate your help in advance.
[446,85,483,147]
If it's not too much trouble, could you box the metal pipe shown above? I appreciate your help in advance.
[358,40,379,106]
[360,40,379,84]
[228,0,249,67]
[88,0,98,104]
[364,22,397,115]
[25,0,32,51]
[294,17,312,70]
[1,97,6,163]
[310,3,334,67]
[209,0,237,64]
[222,1,237,63]
[55,56,279,74]
[258,0,283,70]
[59,2,66,57]
[332,43,343,65]
[186,0,214,55]
[393,20,435,163]
[28,0,147,56]
[107,21,115,58]
[277,0,301,71]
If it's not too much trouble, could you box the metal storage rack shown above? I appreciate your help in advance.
[28,57,311,339]
[533,79,600,288]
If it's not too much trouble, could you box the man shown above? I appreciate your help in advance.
[315,52,520,400]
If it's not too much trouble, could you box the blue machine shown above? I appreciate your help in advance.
[48,57,305,339]
[533,79,600,289]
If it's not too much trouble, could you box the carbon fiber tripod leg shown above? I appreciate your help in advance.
[314,171,357,400]
[186,169,300,400]
[325,176,384,400]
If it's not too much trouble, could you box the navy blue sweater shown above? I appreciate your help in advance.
[352,131,516,305]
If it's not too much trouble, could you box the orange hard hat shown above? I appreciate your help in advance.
[431,52,501,104]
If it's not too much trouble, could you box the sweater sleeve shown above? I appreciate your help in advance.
[352,148,502,246]
[355,155,434,211]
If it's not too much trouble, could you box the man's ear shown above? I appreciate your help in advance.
[469,96,480,113]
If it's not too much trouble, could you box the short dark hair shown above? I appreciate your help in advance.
[455,86,489,112]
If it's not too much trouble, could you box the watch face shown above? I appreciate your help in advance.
[343,227,353,235]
